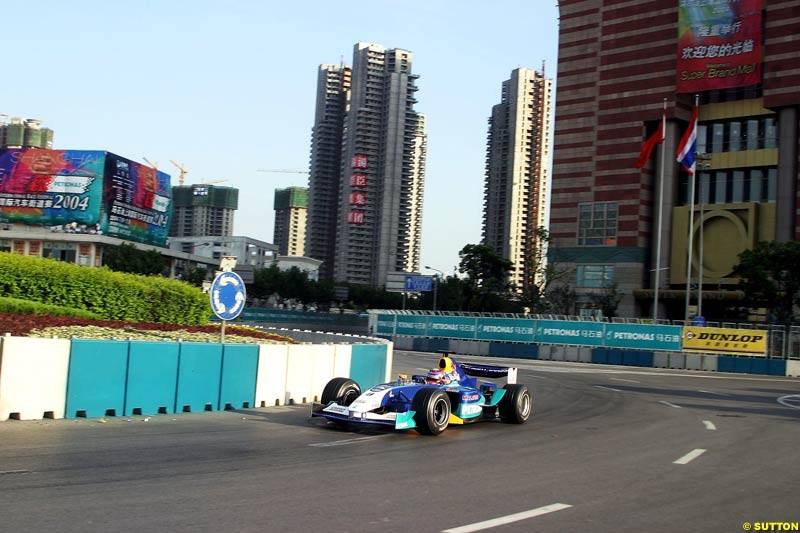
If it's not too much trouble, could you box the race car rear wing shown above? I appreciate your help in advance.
[459,363,517,384]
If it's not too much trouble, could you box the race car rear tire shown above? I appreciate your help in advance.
[321,378,361,407]
[412,388,451,435]
[499,384,531,424]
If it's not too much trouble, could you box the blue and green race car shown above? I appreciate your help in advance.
[311,353,531,435]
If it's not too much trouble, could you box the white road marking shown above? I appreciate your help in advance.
[698,390,730,396]
[442,503,573,533]
[610,377,640,383]
[674,449,706,464]
[659,401,682,408]
[777,395,800,410]
[703,420,717,430]
[308,435,386,447]
[594,385,622,392]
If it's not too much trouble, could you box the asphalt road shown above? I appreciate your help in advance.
[1,351,799,533]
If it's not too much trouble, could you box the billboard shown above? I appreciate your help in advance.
[0,148,105,227]
[677,0,762,93]
[101,152,172,246]
[682,326,767,356]
[0,148,172,246]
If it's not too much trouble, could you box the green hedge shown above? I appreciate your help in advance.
[0,296,102,319]
[0,253,210,325]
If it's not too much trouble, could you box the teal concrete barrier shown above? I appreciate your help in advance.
[219,344,259,410]
[66,340,128,418]
[125,341,180,415]
[350,344,387,389]
[592,348,608,364]
[176,343,223,412]
[511,343,538,359]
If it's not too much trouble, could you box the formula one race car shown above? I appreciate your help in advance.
[311,353,531,435]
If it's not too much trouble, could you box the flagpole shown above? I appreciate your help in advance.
[684,94,699,323]
[653,98,667,323]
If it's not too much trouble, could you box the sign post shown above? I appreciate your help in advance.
[209,270,246,343]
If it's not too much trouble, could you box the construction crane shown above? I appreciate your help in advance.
[200,178,229,185]
[170,160,188,185]
[142,157,159,171]
[256,169,309,174]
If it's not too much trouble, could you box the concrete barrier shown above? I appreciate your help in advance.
[0,337,71,420]
[125,341,180,416]
[175,343,224,413]
[284,345,317,405]
[255,344,289,407]
[653,351,669,368]
[787,360,800,377]
[350,343,391,389]
[308,345,336,403]
[66,339,129,418]
[219,344,259,410]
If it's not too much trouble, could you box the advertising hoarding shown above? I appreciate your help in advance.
[0,148,172,247]
[535,320,605,347]
[676,0,762,93]
[427,316,477,339]
[0,148,105,227]
[476,318,536,343]
[682,326,767,356]
[101,152,172,246]
[605,323,683,351]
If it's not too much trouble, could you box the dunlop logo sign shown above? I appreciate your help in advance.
[682,327,768,356]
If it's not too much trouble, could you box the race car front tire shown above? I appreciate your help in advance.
[499,384,532,424]
[412,388,451,435]
[321,377,361,407]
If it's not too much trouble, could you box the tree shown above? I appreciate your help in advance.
[104,242,165,276]
[518,227,574,314]
[734,240,800,325]
[458,244,514,311]
[182,265,209,287]
[589,283,623,318]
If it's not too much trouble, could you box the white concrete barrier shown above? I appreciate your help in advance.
[310,346,336,403]
[787,360,800,377]
[0,337,71,420]
[284,345,318,404]
[254,344,289,407]
[333,344,353,378]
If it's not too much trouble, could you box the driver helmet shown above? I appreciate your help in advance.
[426,368,445,383]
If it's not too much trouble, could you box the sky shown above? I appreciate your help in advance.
[1,1,560,276]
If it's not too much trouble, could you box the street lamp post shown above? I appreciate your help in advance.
[425,266,444,312]
[696,153,712,321]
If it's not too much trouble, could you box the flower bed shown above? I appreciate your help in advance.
[0,313,297,344]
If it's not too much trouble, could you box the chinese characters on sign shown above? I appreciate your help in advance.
[348,211,365,224]
[348,154,368,224]
[676,0,762,93]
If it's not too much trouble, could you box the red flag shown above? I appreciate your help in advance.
[635,111,665,169]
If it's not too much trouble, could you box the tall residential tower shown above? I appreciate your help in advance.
[307,63,351,280]
[482,67,553,292]
[308,43,426,287]
[273,186,308,256]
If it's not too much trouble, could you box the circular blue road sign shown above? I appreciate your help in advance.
[210,271,246,321]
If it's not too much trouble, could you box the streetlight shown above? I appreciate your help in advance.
[695,153,712,322]
[425,266,444,312]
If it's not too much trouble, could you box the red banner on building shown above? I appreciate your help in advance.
[676,0,762,93]
[349,191,367,206]
[348,210,365,224]
[350,173,368,187]
[352,154,368,169]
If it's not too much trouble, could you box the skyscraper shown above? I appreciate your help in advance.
[307,63,351,280]
[273,186,308,256]
[308,43,426,287]
[482,67,553,293]
[169,184,238,237]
